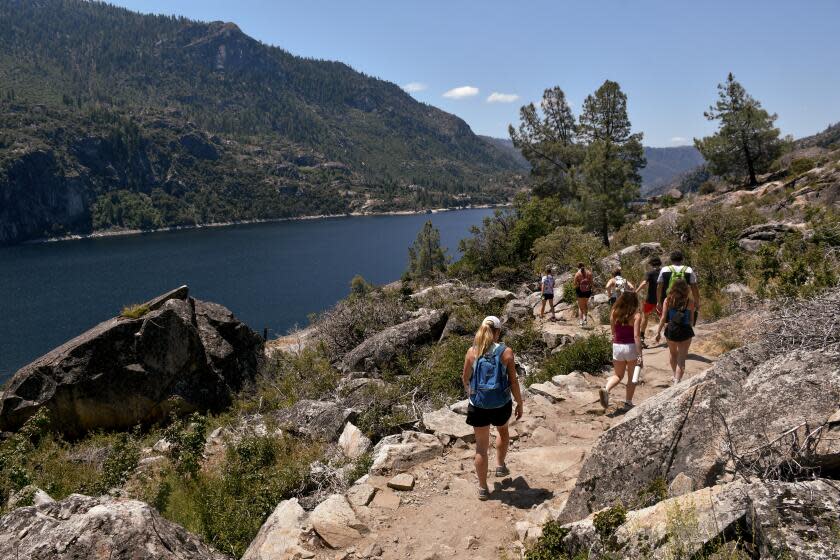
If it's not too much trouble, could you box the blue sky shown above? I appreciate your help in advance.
[109,0,840,146]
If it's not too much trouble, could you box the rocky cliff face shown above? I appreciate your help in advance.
[0,286,263,438]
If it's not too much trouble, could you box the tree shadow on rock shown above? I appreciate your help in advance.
[490,476,553,509]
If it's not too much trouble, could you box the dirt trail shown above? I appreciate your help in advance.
[316,317,720,560]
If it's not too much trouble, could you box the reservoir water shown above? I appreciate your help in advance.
[0,208,494,382]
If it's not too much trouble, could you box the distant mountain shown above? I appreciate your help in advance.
[478,136,530,169]
[0,0,525,245]
[795,122,840,150]
[639,146,705,196]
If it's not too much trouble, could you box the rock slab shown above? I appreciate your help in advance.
[310,495,367,549]
[242,498,312,560]
[0,287,263,437]
[423,407,475,442]
[338,421,372,459]
[0,494,230,559]
[370,431,444,474]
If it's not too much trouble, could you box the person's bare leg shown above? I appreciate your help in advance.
[606,361,626,392]
[549,298,556,320]
[539,299,546,319]
[640,311,649,336]
[495,424,510,468]
[667,341,679,381]
[676,339,692,382]
[625,362,637,403]
[473,426,490,490]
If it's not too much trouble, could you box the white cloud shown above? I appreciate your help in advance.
[487,92,519,103]
[442,86,479,99]
[670,136,687,144]
[402,82,427,93]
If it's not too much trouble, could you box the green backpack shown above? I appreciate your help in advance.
[666,265,687,293]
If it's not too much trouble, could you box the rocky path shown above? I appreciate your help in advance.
[318,320,719,560]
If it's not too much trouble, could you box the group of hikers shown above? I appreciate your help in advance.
[461,250,699,499]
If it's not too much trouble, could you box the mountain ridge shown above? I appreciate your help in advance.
[0,0,525,245]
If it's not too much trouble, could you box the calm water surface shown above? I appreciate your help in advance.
[0,208,494,382]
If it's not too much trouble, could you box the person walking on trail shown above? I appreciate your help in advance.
[573,263,594,326]
[462,316,524,501]
[634,256,663,347]
[599,292,642,412]
[656,250,700,325]
[539,266,557,322]
[605,268,635,307]
[655,279,695,385]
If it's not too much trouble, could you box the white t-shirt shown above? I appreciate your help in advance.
[541,275,555,294]
[657,265,698,285]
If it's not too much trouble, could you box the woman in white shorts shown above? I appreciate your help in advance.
[599,292,643,411]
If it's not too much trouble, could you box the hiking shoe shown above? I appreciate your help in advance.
[495,465,510,477]
[598,388,610,409]
[478,487,490,501]
[622,401,635,410]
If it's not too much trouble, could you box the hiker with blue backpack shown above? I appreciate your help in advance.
[656,250,700,325]
[655,278,695,384]
[461,316,524,501]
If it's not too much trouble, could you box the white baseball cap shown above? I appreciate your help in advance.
[483,316,501,329]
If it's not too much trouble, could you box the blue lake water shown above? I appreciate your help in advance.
[0,208,494,382]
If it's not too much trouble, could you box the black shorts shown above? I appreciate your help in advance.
[466,400,513,428]
[609,297,617,307]
[542,293,554,301]
[576,289,592,299]
[665,323,695,342]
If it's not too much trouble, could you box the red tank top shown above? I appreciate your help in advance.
[613,323,635,344]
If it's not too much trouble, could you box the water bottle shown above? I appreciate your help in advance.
[632,364,643,384]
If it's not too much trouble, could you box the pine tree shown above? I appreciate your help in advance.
[694,73,782,186]
[509,87,583,198]
[407,220,447,279]
[577,80,645,246]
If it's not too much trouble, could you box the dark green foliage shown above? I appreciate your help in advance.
[525,520,572,560]
[532,334,611,384]
[163,413,208,479]
[695,73,783,186]
[100,432,141,491]
[788,157,816,176]
[593,504,627,541]
[350,275,374,297]
[158,434,319,558]
[407,221,448,279]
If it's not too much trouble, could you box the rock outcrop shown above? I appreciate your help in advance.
[0,494,230,559]
[370,431,444,474]
[242,498,312,560]
[559,344,840,523]
[341,310,448,372]
[737,222,801,252]
[310,494,368,549]
[0,286,263,437]
[268,399,355,442]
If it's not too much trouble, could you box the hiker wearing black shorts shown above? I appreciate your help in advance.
[656,250,700,326]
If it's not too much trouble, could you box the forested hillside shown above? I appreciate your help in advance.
[0,0,525,244]
[639,146,704,196]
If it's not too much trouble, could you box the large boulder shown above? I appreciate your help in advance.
[269,400,355,442]
[559,345,840,523]
[469,287,516,307]
[0,494,230,559]
[560,479,840,559]
[341,310,448,372]
[310,494,367,549]
[737,222,800,252]
[242,498,312,560]
[422,406,475,442]
[501,298,533,327]
[370,431,444,474]
[0,287,263,438]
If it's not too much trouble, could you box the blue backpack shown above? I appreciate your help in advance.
[470,343,511,409]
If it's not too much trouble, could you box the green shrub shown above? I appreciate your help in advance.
[506,320,546,357]
[532,334,611,384]
[402,336,471,408]
[345,452,373,484]
[789,157,816,176]
[532,226,608,276]
[163,413,208,479]
[120,303,149,319]
[593,504,627,541]
[636,477,668,509]
[561,281,576,304]
[99,431,140,491]
[698,181,717,195]
[350,274,373,297]
[239,347,340,413]
[160,434,320,558]
[525,520,571,560]
[354,383,413,440]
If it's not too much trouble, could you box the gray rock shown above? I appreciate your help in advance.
[722,282,754,295]
[0,288,263,437]
[387,473,415,491]
[501,299,533,326]
[438,312,474,341]
[738,222,800,252]
[269,400,355,442]
[470,287,516,307]
[559,346,840,523]
[370,431,444,474]
[310,494,367,549]
[551,371,589,391]
[341,310,448,372]
[423,407,474,442]
[592,293,609,305]
[346,483,377,507]
[449,399,470,415]
[668,472,695,497]
[338,422,371,459]
[0,494,230,559]
[746,479,840,560]
[528,382,565,403]
[242,498,311,560]
[6,485,54,510]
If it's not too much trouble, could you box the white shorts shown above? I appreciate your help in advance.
[612,343,638,362]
